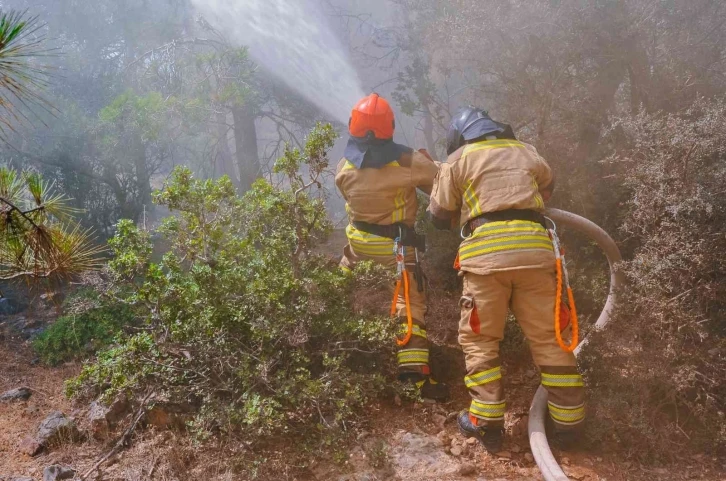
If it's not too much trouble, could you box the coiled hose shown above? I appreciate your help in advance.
[529,208,625,481]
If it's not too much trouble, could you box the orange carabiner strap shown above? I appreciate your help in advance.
[553,241,579,353]
[391,270,414,347]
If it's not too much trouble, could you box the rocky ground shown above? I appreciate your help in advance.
[1,285,724,480]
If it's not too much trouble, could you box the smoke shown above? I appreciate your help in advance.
[190,0,365,123]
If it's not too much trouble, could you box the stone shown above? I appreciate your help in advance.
[524,453,534,463]
[511,443,521,453]
[466,437,477,446]
[562,456,571,465]
[10,477,34,481]
[436,430,450,446]
[88,401,109,440]
[19,437,42,457]
[495,451,512,459]
[450,445,463,456]
[458,462,477,476]
[106,394,130,425]
[389,432,460,477]
[0,387,32,402]
[37,411,80,447]
[43,465,76,481]
[432,413,446,429]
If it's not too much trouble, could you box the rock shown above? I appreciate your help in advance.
[106,394,130,425]
[436,430,450,446]
[19,436,42,457]
[10,477,34,481]
[466,437,477,446]
[524,453,534,463]
[37,411,80,447]
[432,413,446,429]
[43,465,75,481]
[0,387,32,402]
[458,462,477,476]
[393,394,402,407]
[389,432,460,477]
[562,456,571,465]
[450,445,463,456]
[495,451,512,459]
[511,443,521,453]
[88,401,109,440]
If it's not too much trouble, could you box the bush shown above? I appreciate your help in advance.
[67,124,393,443]
[33,290,136,365]
[580,99,726,460]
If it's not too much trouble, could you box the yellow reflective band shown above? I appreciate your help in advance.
[345,225,395,256]
[397,349,429,364]
[470,226,548,240]
[547,402,585,422]
[340,266,352,274]
[463,180,483,217]
[460,233,552,254]
[392,188,406,223]
[541,373,584,387]
[531,175,544,210]
[399,324,427,339]
[462,139,525,158]
[464,366,502,388]
[342,161,356,171]
[459,241,554,261]
[470,399,506,419]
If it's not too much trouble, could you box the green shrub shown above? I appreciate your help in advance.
[33,290,136,365]
[67,124,392,442]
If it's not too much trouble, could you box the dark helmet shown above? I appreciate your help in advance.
[446,107,516,155]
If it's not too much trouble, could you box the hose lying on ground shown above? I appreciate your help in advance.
[528,208,625,481]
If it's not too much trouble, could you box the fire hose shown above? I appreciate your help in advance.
[529,208,625,481]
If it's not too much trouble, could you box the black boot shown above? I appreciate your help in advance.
[399,372,450,402]
[457,410,503,453]
[416,377,450,402]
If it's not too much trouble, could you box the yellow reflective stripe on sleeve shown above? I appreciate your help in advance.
[470,399,506,419]
[397,349,429,364]
[464,366,502,388]
[399,324,427,339]
[342,161,356,171]
[462,139,525,158]
[340,265,352,274]
[392,188,406,223]
[541,373,584,387]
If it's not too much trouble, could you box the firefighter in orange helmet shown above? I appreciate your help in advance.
[336,93,449,401]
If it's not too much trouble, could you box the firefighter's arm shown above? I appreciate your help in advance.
[410,149,441,195]
[526,144,555,202]
[427,162,461,230]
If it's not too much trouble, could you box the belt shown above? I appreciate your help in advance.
[465,209,546,237]
[351,221,426,252]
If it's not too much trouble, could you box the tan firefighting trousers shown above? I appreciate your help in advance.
[459,268,585,431]
[340,244,430,378]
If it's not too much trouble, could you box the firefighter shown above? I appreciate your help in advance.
[427,107,584,452]
[336,93,449,402]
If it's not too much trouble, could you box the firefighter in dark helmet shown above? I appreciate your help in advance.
[336,93,449,402]
[428,107,585,452]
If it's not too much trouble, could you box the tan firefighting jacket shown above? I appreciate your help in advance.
[428,139,555,275]
[336,151,439,257]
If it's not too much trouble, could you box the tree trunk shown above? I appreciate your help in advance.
[232,105,261,193]
[216,112,240,187]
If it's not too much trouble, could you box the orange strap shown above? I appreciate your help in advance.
[554,257,579,352]
[391,269,414,346]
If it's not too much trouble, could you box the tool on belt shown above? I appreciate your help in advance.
[546,217,579,353]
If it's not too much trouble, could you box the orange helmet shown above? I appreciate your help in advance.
[349,93,395,140]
